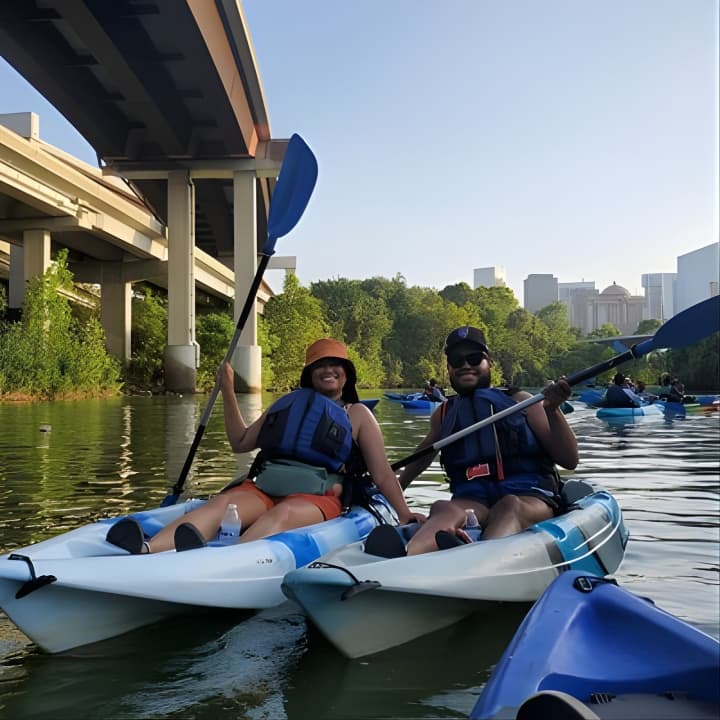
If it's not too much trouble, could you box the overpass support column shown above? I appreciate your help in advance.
[8,244,25,315]
[100,264,132,361]
[164,171,198,393]
[8,230,51,316]
[231,171,261,393]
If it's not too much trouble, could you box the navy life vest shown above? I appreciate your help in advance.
[256,388,353,472]
[605,384,636,407]
[439,388,555,489]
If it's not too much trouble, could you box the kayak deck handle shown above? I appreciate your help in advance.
[8,553,57,599]
[307,560,383,600]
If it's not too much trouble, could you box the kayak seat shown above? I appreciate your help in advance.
[560,480,595,509]
[517,690,600,720]
[364,525,406,558]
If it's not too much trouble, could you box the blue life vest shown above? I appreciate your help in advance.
[256,388,353,472]
[439,388,555,490]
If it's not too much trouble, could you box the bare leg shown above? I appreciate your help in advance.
[147,488,267,552]
[406,499,487,555]
[482,495,553,540]
[239,497,325,542]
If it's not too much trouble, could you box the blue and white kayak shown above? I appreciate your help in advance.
[596,403,663,419]
[471,571,720,719]
[0,494,397,653]
[282,482,628,658]
[383,392,423,402]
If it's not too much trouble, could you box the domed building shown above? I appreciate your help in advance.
[586,281,645,334]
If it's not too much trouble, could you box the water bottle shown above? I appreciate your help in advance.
[217,503,241,545]
[465,508,480,528]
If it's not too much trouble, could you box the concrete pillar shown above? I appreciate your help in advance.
[8,244,24,312]
[9,230,52,317]
[164,171,198,393]
[100,264,132,361]
[232,170,261,393]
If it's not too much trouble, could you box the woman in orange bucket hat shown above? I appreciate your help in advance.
[107,338,423,553]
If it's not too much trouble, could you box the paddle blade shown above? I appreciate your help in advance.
[263,133,318,254]
[643,295,720,355]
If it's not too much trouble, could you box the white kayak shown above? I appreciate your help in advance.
[281,481,628,659]
[0,494,397,653]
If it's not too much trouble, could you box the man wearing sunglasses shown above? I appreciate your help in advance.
[393,326,577,556]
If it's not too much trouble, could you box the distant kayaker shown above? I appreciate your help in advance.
[106,338,423,554]
[666,376,686,403]
[635,380,658,402]
[367,326,578,557]
[423,378,447,402]
[605,372,643,407]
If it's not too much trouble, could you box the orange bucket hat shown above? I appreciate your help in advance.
[299,338,359,403]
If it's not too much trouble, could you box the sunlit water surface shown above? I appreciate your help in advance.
[0,394,717,719]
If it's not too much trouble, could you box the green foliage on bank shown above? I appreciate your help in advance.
[0,251,121,400]
[2,261,716,398]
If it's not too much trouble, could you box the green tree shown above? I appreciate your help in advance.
[635,319,661,335]
[0,250,120,398]
[439,282,475,307]
[665,333,720,391]
[195,311,235,390]
[587,323,621,339]
[263,272,327,391]
[128,286,167,385]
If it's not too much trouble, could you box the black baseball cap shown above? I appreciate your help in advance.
[444,326,489,354]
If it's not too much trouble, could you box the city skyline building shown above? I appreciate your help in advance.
[472,266,507,290]
[558,281,597,331]
[585,282,645,335]
[641,272,676,322]
[674,242,719,313]
[524,273,558,314]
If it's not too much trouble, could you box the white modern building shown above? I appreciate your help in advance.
[641,273,676,322]
[473,266,507,289]
[524,274,558,313]
[674,243,720,313]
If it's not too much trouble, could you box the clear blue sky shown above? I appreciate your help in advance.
[1,0,717,304]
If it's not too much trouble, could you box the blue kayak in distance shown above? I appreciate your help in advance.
[471,571,720,720]
[383,392,423,402]
[596,403,663,419]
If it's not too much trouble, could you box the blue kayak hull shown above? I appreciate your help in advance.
[596,403,662,418]
[471,571,720,719]
[400,398,440,410]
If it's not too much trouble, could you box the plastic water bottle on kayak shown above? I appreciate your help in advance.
[465,509,479,528]
[218,503,241,545]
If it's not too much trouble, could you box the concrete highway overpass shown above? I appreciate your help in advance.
[0,1,298,392]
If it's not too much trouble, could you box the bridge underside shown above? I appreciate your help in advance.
[0,1,292,392]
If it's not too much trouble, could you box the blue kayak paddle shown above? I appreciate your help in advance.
[163,134,318,505]
[392,294,720,471]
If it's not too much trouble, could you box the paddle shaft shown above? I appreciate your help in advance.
[391,293,720,472]
[169,254,272,498]
[161,135,318,505]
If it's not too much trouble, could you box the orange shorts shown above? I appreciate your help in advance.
[234,480,342,521]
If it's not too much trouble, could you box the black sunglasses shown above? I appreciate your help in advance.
[447,351,488,369]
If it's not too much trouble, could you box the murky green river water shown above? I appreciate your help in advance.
[0,393,717,719]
